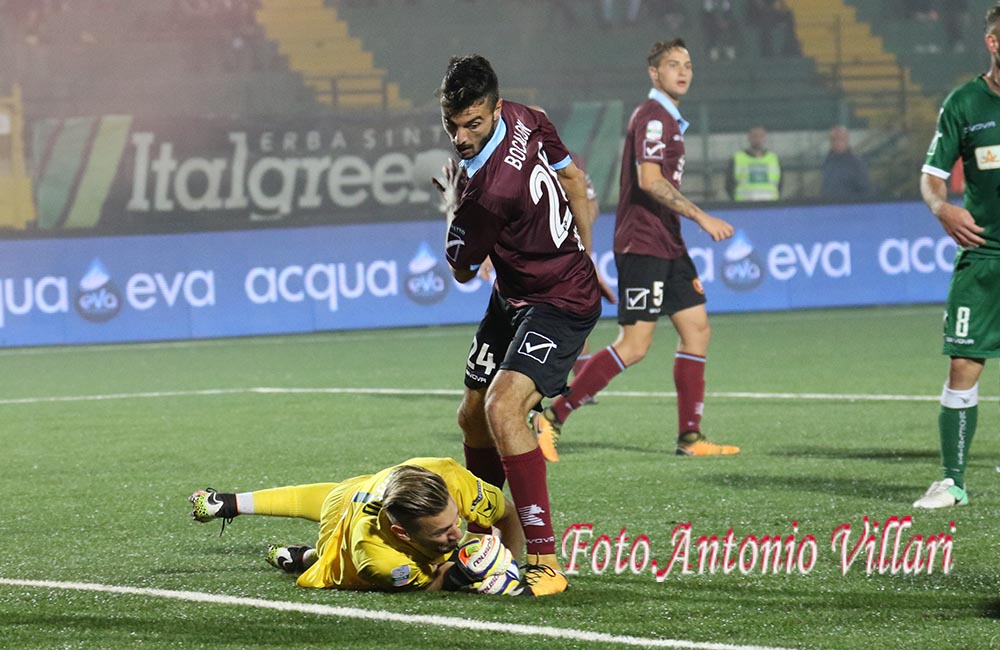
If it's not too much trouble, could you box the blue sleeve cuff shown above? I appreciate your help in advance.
[551,155,572,171]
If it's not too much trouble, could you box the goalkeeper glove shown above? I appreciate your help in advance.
[476,561,523,596]
[456,534,513,581]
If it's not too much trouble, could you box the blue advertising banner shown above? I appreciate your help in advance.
[0,201,952,347]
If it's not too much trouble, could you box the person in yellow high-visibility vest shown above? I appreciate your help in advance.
[726,126,781,201]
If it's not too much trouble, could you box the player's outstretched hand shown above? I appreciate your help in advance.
[432,158,466,216]
[456,534,513,581]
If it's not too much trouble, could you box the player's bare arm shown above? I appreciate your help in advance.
[638,162,733,242]
[557,163,617,302]
[920,173,985,248]
[425,561,458,591]
[556,162,592,250]
[434,158,478,282]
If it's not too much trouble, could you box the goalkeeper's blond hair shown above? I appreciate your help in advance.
[381,465,450,530]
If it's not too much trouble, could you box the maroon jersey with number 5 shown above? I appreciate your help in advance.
[446,101,600,316]
[615,97,688,260]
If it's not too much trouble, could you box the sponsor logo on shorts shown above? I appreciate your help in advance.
[625,288,649,310]
[465,370,489,385]
[518,331,557,364]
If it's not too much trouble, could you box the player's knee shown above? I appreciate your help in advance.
[614,341,649,367]
[679,323,711,353]
[456,394,485,434]
[482,387,519,435]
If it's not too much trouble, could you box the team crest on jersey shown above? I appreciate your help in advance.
[518,331,557,364]
[391,565,411,587]
[645,120,664,141]
[975,145,1000,170]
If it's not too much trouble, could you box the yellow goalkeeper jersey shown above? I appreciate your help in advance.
[296,457,505,591]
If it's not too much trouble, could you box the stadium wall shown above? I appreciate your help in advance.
[0,201,951,348]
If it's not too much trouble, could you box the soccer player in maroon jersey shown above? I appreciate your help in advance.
[532,39,742,460]
[433,55,602,596]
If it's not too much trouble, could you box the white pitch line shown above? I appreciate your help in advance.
[0,386,993,407]
[0,578,796,650]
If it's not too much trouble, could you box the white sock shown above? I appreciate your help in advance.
[235,492,255,515]
[941,383,978,409]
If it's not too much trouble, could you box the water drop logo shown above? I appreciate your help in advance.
[404,242,449,305]
[721,231,765,291]
[75,258,122,322]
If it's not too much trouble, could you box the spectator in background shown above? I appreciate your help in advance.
[649,0,686,32]
[600,0,642,27]
[727,126,781,201]
[702,0,736,61]
[747,0,800,57]
[906,0,939,22]
[943,0,970,53]
[821,126,871,201]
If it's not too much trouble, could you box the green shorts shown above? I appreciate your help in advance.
[943,251,1000,358]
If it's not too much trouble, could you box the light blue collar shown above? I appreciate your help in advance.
[459,117,507,178]
[648,88,688,134]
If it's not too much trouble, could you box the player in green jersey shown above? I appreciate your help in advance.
[915,3,1000,509]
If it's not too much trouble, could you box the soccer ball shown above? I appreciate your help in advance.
[457,535,504,577]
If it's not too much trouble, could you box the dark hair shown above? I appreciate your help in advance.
[438,54,499,114]
[647,39,688,67]
[987,4,1000,35]
[381,465,451,530]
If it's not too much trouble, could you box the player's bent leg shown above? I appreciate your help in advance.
[531,407,562,463]
[670,304,711,358]
[914,359,983,507]
[611,321,656,367]
[486,371,568,596]
[670,306,740,456]
[458,387,495,448]
[484,370,545,456]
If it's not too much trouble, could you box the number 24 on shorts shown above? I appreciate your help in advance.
[468,336,497,376]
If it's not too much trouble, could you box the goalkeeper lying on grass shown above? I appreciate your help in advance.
[189,457,527,596]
